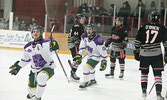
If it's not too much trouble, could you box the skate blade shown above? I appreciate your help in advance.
[142,95,147,100]
[79,87,87,90]
[70,77,80,83]
[105,76,114,79]
[119,77,124,80]
[88,83,98,87]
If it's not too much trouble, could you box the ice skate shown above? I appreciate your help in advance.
[70,71,80,82]
[142,89,147,100]
[157,93,164,100]
[119,71,124,79]
[27,93,35,99]
[142,92,147,100]
[105,69,114,78]
[79,82,89,90]
[88,79,97,86]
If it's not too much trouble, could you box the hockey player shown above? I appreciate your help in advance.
[9,25,59,100]
[134,11,167,100]
[68,14,86,81]
[105,17,128,79]
[73,23,107,89]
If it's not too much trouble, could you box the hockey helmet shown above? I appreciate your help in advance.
[75,14,86,22]
[31,25,44,34]
[115,17,123,24]
[149,11,160,23]
[85,23,95,31]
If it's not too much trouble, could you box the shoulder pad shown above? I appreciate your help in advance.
[94,35,104,45]
[24,41,33,49]
[38,39,50,46]
[82,33,88,39]
[73,24,80,27]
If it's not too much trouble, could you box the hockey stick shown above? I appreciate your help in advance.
[148,63,166,95]
[50,25,70,83]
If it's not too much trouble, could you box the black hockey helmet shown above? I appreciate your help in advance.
[31,25,44,34]
[149,11,160,23]
[115,17,123,24]
[75,14,85,22]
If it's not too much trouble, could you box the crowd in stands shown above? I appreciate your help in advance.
[68,0,165,24]
[0,17,38,31]
[67,0,166,34]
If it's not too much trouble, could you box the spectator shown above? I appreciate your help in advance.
[19,19,28,31]
[29,17,37,30]
[134,0,146,17]
[149,1,156,14]
[93,5,108,32]
[118,2,130,17]
[0,18,6,29]
[160,2,165,17]
[87,5,94,16]
[13,16,20,30]
[94,5,107,16]
[118,1,131,29]
[108,4,115,16]
[77,3,88,15]
[125,1,131,14]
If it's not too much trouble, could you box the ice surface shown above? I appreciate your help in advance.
[0,49,167,100]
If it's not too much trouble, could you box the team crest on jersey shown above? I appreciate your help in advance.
[111,34,120,39]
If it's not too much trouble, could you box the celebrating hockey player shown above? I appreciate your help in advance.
[105,17,128,79]
[73,23,107,89]
[9,25,59,100]
[134,11,167,100]
[68,14,86,81]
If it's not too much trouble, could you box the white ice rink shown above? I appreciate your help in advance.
[0,49,167,100]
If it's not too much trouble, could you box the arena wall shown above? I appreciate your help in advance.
[0,30,134,59]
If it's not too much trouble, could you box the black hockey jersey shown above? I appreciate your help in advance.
[135,23,167,57]
[106,25,128,51]
[68,23,84,49]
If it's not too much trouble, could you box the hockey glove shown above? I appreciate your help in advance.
[73,54,82,65]
[9,61,22,75]
[118,43,127,49]
[133,49,140,61]
[100,59,107,71]
[105,38,111,47]
[50,40,59,51]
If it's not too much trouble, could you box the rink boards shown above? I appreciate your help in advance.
[0,29,134,59]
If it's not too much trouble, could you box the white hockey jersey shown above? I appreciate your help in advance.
[79,33,107,61]
[18,39,56,73]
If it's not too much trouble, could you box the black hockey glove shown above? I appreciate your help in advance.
[133,49,140,61]
[118,43,127,49]
[9,61,22,75]
[73,54,82,65]
[100,59,107,71]
[105,38,111,47]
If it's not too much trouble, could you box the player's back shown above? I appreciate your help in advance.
[135,23,166,57]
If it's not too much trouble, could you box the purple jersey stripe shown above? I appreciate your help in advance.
[83,72,90,75]
[21,59,31,62]
[100,55,107,58]
[38,83,46,87]
[90,70,95,74]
